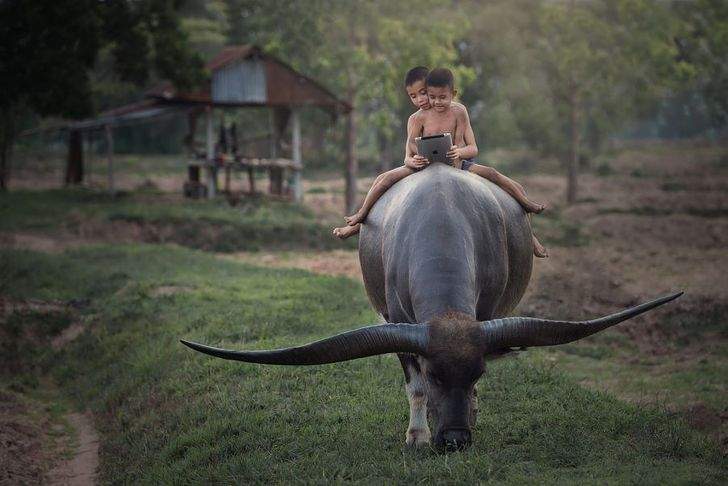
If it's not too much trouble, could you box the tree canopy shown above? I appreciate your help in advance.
[3,0,727,201]
[0,0,205,188]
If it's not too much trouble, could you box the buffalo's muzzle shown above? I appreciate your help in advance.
[437,428,472,452]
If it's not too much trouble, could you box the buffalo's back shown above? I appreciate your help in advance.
[359,163,532,321]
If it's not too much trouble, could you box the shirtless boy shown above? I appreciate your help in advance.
[333,67,548,258]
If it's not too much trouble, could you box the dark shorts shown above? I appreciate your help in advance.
[461,159,474,171]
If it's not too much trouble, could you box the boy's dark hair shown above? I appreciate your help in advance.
[426,68,454,91]
[404,66,429,87]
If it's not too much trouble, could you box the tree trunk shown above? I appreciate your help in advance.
[566,92,580,204]
[0,140,9,191]
[105,125,115,196]
[0,108,16,191]
[65,129,84,185]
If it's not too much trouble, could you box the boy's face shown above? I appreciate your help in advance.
[406,79,431,110]
[427,85,455,113]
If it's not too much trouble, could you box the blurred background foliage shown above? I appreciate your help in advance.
[4,0,727,175]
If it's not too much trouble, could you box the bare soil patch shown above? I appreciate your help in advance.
[0,392,47,485]
[51,323,88,351]
[1,296,98,485]
[223,249,362,280]
[303,175,377,222]
[1,298,90,354]
[0,399,99,486]
[151,285,195,297]
[1,298,69,317]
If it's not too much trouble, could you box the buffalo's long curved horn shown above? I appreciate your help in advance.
[181,323,428,365]
[480,292,683,351]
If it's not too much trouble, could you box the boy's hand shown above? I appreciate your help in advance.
[447,146,461,164]
[406,155,429,170]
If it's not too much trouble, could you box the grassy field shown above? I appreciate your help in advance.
[1,141,727,483]
[1,245,725,483]
[0,188,354,252]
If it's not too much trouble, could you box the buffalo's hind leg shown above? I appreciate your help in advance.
[398,353,431,447]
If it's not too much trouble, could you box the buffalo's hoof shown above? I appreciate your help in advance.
[405,428,431,447]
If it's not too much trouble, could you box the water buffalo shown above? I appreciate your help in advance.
[182,163,681,451]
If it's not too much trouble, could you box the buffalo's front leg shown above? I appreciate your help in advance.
[398,353,431,447]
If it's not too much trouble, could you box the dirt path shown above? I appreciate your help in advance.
[47,413,99,486]
[0,389,99,486]
[0,295,99,486]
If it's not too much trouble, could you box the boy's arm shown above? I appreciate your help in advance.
[405,113,428,169]
[454,105,478,160]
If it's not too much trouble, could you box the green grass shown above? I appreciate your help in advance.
[546,345,728,412]
[542,298,728,413]
[13,151,186,178]
[0,188,355,251]
[1,245,724,483]
[111,154,188,177]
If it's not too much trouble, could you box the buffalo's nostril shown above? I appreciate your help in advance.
[439,429,471,452]
[445,439,462,452]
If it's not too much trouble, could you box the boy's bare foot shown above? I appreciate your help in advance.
[523,200,546,214]
[533,236,548,258]
[333,224,360,239]
[345,210,366,226]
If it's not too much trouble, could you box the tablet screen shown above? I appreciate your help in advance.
[416,133,452,164]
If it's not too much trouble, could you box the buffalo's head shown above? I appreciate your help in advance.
[182,292,681,452]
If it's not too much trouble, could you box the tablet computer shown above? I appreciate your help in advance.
[416,133,452,164]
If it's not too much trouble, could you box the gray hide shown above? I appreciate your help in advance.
[359,162,533,324]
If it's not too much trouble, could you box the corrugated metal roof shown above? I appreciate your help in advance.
[206,45,260,71]
[145,45,351,113]
[69,100,189,130]
[25,45,351,136]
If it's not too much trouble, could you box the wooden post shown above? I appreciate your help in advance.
[267,108,278,196]
[247,167,256,194]
[65,129,84,185]
[205,106,216,199]
[269,109,278,158]
[86,131,92,186]
[185,110,199,155]
[269,167,283,195]
[291,108,302,202]
[105,125,115,196]
[344,109,357,214]
[224,165,231,193]
[566,91,579,204]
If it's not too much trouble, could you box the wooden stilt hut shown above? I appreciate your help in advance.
[146,45,352,201]
[62,45,351,201]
